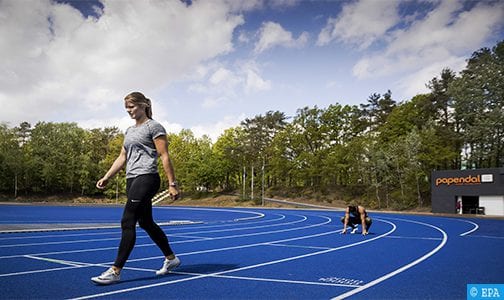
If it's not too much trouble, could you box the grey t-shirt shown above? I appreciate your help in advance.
[123,119,166,179]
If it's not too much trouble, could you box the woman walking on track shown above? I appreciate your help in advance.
[92,92,181,285]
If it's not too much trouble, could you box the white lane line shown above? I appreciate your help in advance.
[0,214,303,249]
[0,258,154,278]
[117,216,336,264]
[0,207,266,235]
[0,245,119,260]
[23,255,89,268]
[171,270,362,288]
[0,214,329,259]
[0,231,121,241]
[168,234,214,240]
[0,212,265,240]
[0,259,155,278]
[384,235,443,241]
[0,225,120,234]
[69,219,397,300]
[172,214,308,236]
[156,206,265,222]
[166,213,287,231]
[458,219,479,236]
[264,243,334,250]
[0,236,131,248]
[0,265,86,278]
[332,217,448,300]
[20,255,361,289]
[464,235,504,240]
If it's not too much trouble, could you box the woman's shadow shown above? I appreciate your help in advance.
[121,263,240,284]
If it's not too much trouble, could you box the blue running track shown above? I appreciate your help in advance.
[0,204,502,299]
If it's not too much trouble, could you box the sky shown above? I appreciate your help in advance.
[1,0,503,141]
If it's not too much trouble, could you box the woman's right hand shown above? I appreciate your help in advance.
[168,185,180,200]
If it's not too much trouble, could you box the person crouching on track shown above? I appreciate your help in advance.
[92,92,181,285]
[341,205,372,235]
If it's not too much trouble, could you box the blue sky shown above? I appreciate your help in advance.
[1,0,503,140]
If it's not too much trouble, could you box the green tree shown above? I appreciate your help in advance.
[240,111,287,198]
[167,130,219,193]
[213,127,243,191]
[0,124,23,196]
[449,41,504,168]
[80,127,121,196]
[427,68,460,169]
[320,104,363,185]
[100,133,125,200]
[291,106,327,187]
[360,90,396,131]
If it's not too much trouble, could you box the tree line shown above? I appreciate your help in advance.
[1,41,503,209]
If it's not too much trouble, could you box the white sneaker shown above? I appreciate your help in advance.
[350,226,358,234]
[91,267,120,285]
[156,256,181,275]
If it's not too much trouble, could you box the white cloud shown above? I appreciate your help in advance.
[77,116,132,132]
[187,60,270,107]
[209,68,239,86]
[224,0,263,12]
[396,56,467,100]
[254,21,308,54]
[245,67,271,93]
[325,80,342,89]
[191,114,246,142]
[202,96,228,109]
[77,115,184,139]
[0,0,244,125]
[317,0,400,48]
[238,31,251,43]
[317,0,504,101]
[225,0,299,12]
[269,0,301,9]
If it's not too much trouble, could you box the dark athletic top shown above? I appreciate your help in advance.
[349,206,367,219]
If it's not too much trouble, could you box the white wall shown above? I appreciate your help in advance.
[479,196,504,216]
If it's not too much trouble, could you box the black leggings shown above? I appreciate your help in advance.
[114,173,174,268]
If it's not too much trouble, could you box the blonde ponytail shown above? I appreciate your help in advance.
[145,97,152,119]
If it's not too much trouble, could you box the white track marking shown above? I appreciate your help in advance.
[0,236,130,248]
[464,235,504,240]
[0,214,328,259]
[0,214,300,249]
[0,216,292,248]
[23,255,361,289]
[171,270,362,288]
[384,235,442,241]
[332,217,448,300]
[156,206,265,222]
[168,214,308,236]
[457,219,479,236]
[96,215,337,265]
[0,207,264,234]
[0,213,287,242]
[70,219,397,300]
[0,258,154,278]
[0,245,118,260]
[265,243,334,250]
[0,265,86,278]
[0,231,120,241]
[23,255,89,267]
[0,225,120,234]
